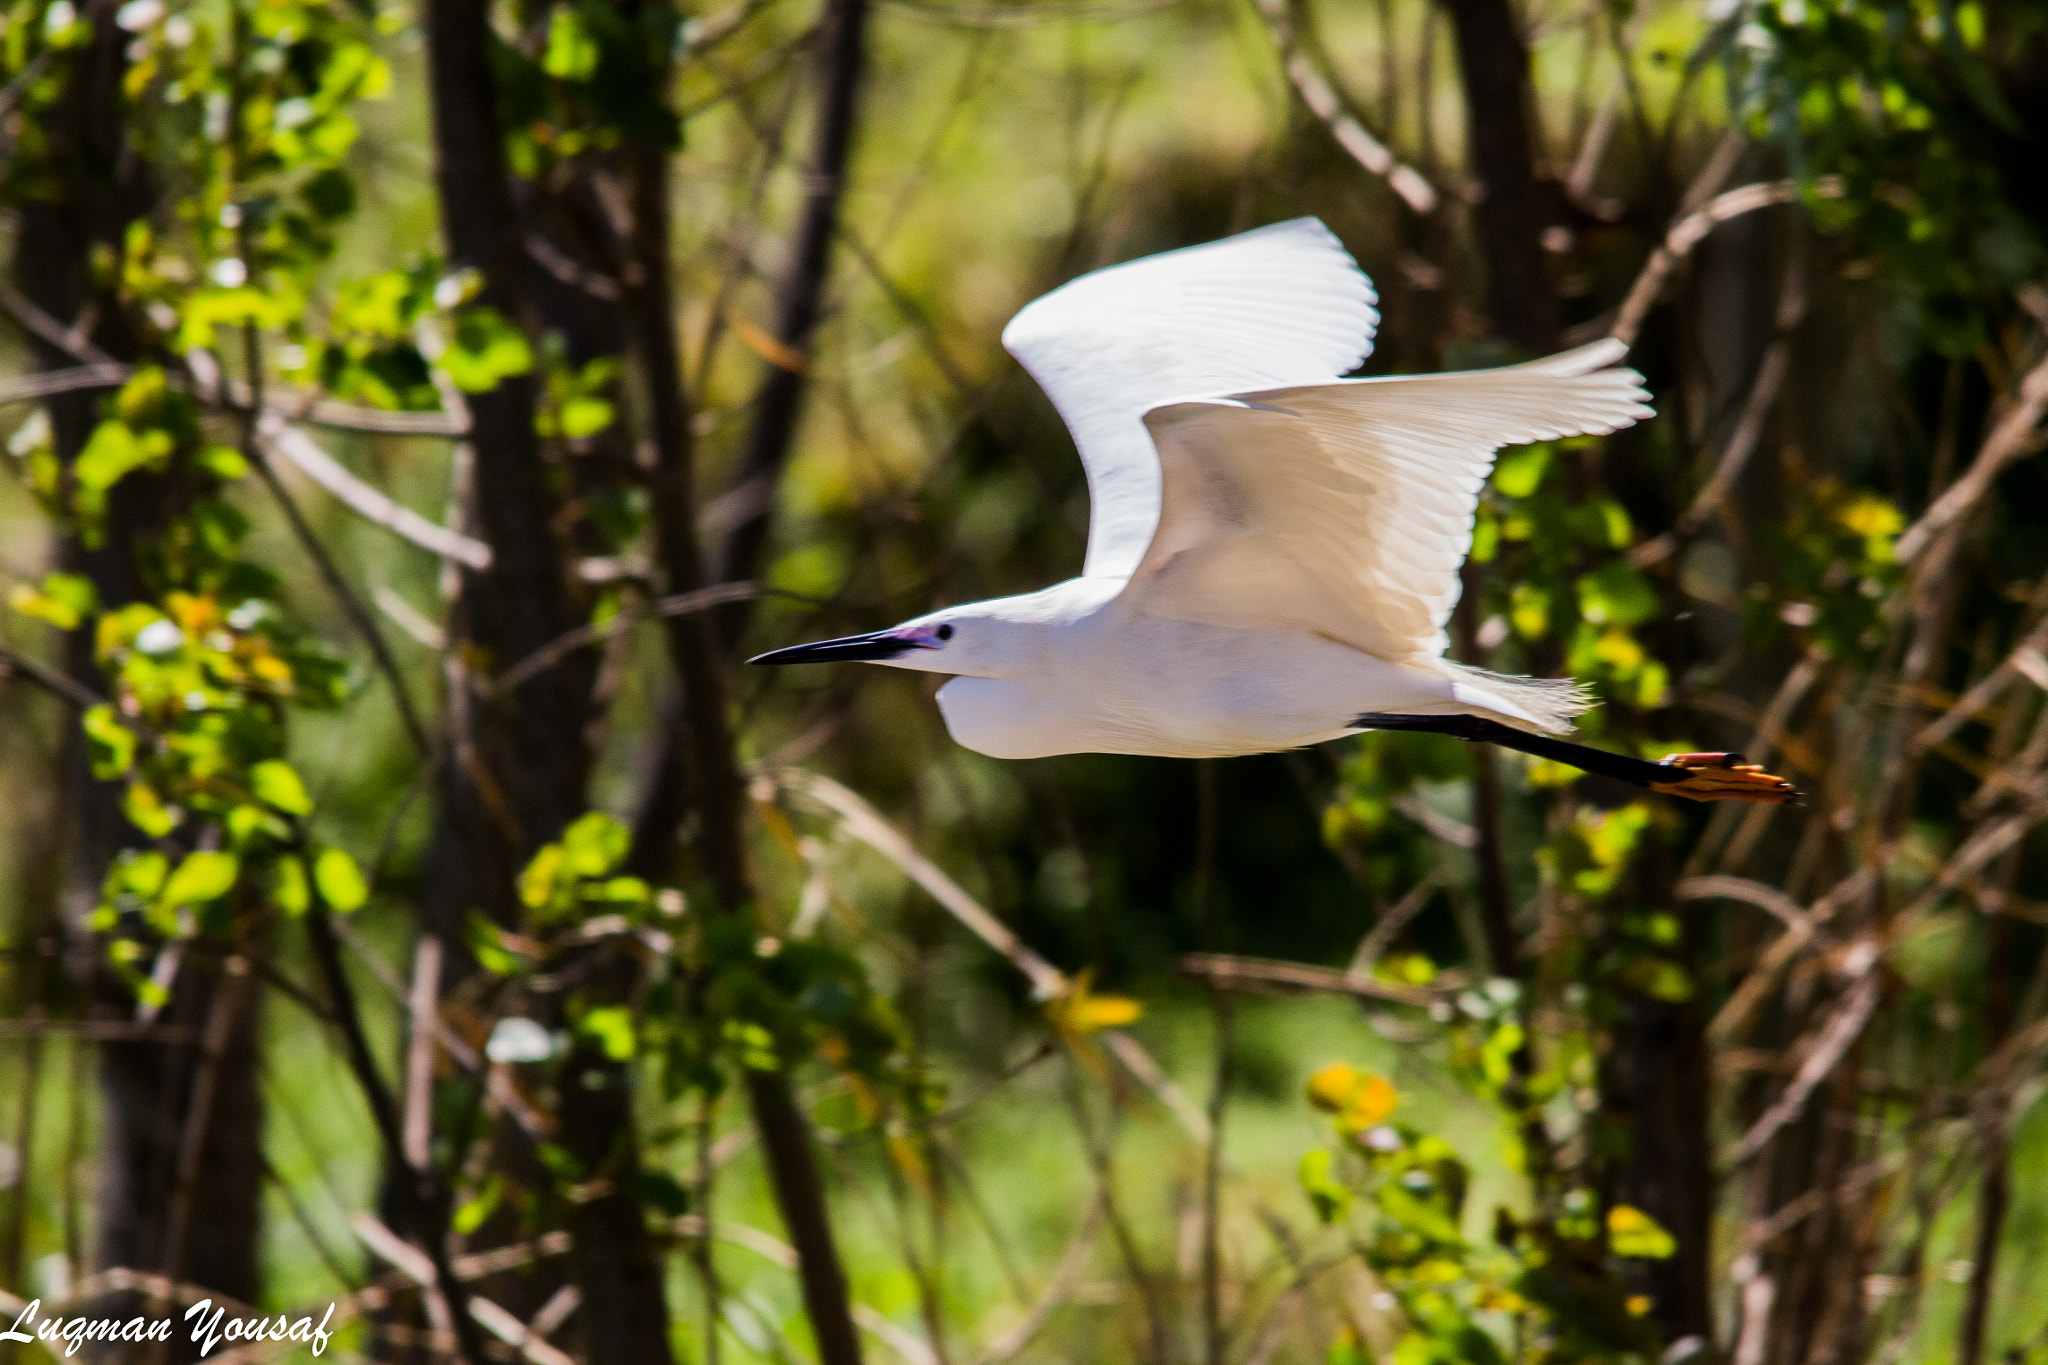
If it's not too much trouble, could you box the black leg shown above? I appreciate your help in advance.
[1354,713,1801,804]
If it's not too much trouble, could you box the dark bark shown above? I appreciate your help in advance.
[712,0,872,596]
[10,13,267,1351]
[615,1,872,1358]
[1616,991,1713,1340]
[421,0,596,937]
[1435,0,1558,352]
[414,0,611,1358]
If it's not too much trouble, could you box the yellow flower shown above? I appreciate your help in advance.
[1306,1062,1399,1131]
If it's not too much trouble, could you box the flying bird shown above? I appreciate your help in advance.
[752,219,1798,805]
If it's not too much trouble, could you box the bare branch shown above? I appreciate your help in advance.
[1608,177,1841,348]
[0,645,106,711]
[1895,351,2048,564]
[1175,951,1444,1009]
[1248,0,1438,214]
[261,415,493,569]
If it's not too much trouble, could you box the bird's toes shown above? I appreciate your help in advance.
[1648,752,1802,805]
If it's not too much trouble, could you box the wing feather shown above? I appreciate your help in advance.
[1002,219,1378,578]
[1126,340,1654,661]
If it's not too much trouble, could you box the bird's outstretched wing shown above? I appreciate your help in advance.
[1126,340,1653,662]
[1003,219,1378,580]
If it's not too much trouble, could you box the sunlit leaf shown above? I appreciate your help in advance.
[163,850,239,906]
[313,846,369,912]
[1608,1203,1677,1258]
[250,759,313,816]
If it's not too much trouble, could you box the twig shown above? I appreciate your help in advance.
[1723,962,1882,1169]
[0,363,131,403]
[0,646,106,711]
[1895,351,2048,564]
[771,767,1214,1141]
[261,416,492,569]
[1175,952,1443,1008]
[245,434,433,757]
[971,1190,1105,1365]
[402,936,441,1172]
[494,582,758,696]
[1248,0,1437,214]
[1607,177,1842,348]
[353,1215,575,1365]
[1348,872,1442,974]
[1631,229,1808,567]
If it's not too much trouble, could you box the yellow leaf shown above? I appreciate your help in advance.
[1307,1062,1364,1113]
[1608,1204,1677,1259]
[887,1133,932,1197]
[729,313,807,374]
[1306,1062,1399,1130]
[1340,1074,1399,1131]
[1046,977,1142,1035]
[1626,1295,1653,1317]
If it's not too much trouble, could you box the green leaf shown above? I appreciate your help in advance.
[1491,445,1550,498]
[250,759,313,816]
[196,444,250,480]
[452,1175,504,1235]
[440,307,534,394]
[82,705,137,780]
[273,855,311,916]
[519,843,564,911]
[1608,1203,1677,1258]
[632,1169,691,1218]
[577,1004,636,1061]
[561,812,629,877]
[163,850,240,907]
[122,780,177,838]
[542,7,600,79]
[9,572,98,630]
[313,846,369,912]
[110,850,170,899]
[1576,561,1659,629]
[1376,1183,1463,1245]
[553,394,614,440]
[1298,1148,1352,1224]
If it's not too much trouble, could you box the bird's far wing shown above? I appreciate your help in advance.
[1002,218,1378,580]
[1125,339,1653,662]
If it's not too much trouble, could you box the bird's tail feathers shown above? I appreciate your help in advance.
[1441,663,1595,735]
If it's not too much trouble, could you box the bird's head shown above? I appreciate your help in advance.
[747,600,1037,679]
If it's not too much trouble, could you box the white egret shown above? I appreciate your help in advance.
[753,219,1797,804]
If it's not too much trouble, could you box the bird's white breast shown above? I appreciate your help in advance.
[932,593,1457,760]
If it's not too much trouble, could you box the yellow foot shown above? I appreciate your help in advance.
[1647,752,1802,805]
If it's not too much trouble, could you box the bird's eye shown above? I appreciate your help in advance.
[936,624,955,640]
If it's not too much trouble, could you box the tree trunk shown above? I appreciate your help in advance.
[1435,0,1557,352]
[12,12,267,1351]
[620,0,873,1357]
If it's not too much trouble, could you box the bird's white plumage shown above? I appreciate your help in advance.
[1002,218,1379,579]
[762,219,1658,759]
[1130,339,1653,663]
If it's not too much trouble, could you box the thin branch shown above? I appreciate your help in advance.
[1607,177,1842,348]
[245,436,433,757]
[0,363,131,403]
[1895,350,2048,564]
[1175,952,1444,1009]
[261,415,492,569]
[1249,0,1438,214]
[970,1191,1105,1365]
[493,582,758,696]
[1723,962,1882,1169]
[0,645,106,710]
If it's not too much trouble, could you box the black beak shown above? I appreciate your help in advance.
[747,630,926,665]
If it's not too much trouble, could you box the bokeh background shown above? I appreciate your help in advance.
[0,0,2045,1362]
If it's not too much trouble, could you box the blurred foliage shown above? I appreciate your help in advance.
[0,0,2046,1360]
